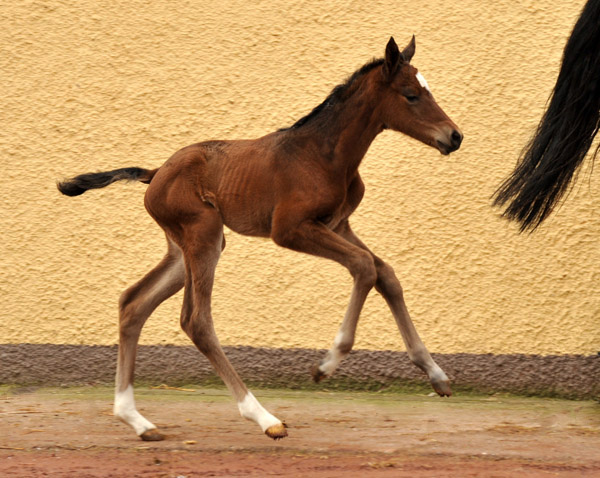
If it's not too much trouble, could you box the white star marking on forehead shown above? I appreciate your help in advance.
[416,71,430,93]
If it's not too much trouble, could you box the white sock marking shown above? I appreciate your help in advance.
[114,385,156,436]
[416,71,431,92]
[429,364,449,383]
[319,331,347,376]
[238,392,281,432]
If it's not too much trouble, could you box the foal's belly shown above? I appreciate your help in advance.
[217,198,274,238]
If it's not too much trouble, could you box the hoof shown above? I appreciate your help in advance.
[140,428,166,441]
[265,423,288,440]
[432,379,452,397]
[311,364,327,383]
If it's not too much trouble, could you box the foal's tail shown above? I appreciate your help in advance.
[493,0,600,232]
[57,167,158,197]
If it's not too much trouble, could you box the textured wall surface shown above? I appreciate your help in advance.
[1,0,598,356]
[2,344,598,399]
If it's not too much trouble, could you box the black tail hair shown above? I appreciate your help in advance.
[493,0,600,232]
[57,167,157,197]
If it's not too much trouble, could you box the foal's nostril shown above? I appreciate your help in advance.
[451,130,463,146]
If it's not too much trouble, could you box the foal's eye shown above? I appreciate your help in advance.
[404,94,419,103]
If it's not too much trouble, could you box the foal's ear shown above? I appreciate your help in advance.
[401,35,416,63]
[383,36,402,80]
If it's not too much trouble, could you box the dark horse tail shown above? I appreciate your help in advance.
[493,0,600,232]
[57,167,158,197]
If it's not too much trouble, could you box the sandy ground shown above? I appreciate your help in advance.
[0,385,599,477]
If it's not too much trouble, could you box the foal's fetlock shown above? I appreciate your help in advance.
[429,370,452,397]
[312,346,345,383]
[238,391,287,439]
[409,352,452,397]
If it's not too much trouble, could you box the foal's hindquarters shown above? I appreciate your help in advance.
[113,156,288,441]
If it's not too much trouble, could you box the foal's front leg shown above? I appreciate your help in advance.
[311,275,370,382]
[337,221,451,396]
[271,216,378,382]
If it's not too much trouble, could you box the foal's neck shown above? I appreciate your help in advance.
[331,90,383,173]
[290,70,383,177]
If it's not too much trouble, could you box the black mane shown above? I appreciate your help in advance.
[280,58,384,131]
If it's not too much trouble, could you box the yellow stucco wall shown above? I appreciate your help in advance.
[1,1,598,355]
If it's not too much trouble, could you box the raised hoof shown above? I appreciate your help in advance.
[265,423,288,440]
[310,364,327,383]
[432,379,452,397]
[140,429,166,441]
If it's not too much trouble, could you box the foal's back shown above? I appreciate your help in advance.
[145,131,309,238]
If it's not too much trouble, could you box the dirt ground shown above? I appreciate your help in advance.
[0,386,599,477]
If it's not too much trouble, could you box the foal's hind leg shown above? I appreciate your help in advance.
[114,238,185,440]
[176,206,287,439]
[336,221,451,396]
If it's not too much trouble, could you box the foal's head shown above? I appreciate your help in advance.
[377,36,462,155]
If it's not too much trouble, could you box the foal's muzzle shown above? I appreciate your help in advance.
[436,129,463,155]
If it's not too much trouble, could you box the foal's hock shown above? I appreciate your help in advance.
[58,36,462,441]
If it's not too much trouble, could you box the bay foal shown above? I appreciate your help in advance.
[58,37,463,441]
